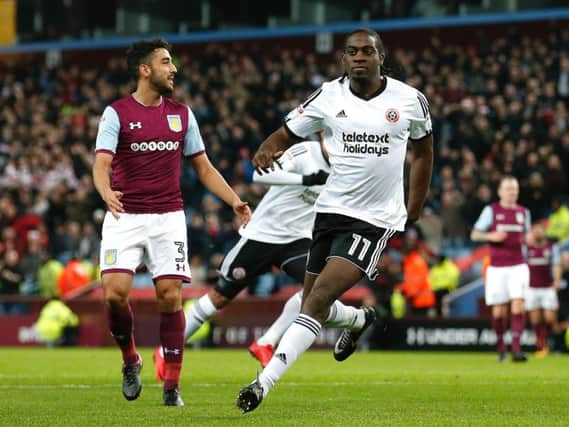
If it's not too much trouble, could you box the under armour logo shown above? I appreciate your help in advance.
[176,264,185,271]
[164,347,181,355]
[129,121,142,129]
[336,110,347,118]
[275,353,287,364]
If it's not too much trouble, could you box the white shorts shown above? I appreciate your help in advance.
[485,264,529,306]
[525,287,559,311]
[100,211,191,283]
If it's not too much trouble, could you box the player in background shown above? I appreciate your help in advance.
[153,139,376,379]
[93,38,250,406]
[237,28,433,413]
[525,222,562,357]
[471,176,530,362]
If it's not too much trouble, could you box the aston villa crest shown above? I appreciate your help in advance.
[167,114,182,132]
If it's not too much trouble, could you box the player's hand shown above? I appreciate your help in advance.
[252,147,283,175]
[405,212,421,228]
[486,231,507,243]
[233,200,251,225]
[103,189,124,219]
[552,279,561,290]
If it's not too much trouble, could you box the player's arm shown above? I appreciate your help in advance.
[252,147,328,186]
[93,153,124,219]
[183,106,250,225]
[552,244,562,288]
[252,126,301,174]
[253,168,329,186]
[254,87,326,174]
[470,206,506,243]
[92,106,123,219]
[406,134,433,225]
[407,91,434,225]
[190,153,251,225]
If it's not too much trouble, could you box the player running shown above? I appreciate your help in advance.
[237,28,433,413]
[525,222,562,357]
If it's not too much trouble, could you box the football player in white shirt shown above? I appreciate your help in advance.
[237,28,433,413]
[154,140,375,377]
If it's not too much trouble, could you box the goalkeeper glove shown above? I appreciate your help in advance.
[302,170,329,186]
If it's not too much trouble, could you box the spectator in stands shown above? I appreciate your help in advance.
[397,229,435,317]
[35,297,79,346]
[428,252,460,316]
[416,207,443,254]
[1,27,569,298]
[19,230,45,295]
[0,249,24,314]
[546,197,569,243]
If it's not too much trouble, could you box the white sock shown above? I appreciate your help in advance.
[257,290,303,347]
[258,314,321,397]
[184,294,217,341]
[324,301,365,330]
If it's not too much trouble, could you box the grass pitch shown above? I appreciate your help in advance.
[0,348,567,426]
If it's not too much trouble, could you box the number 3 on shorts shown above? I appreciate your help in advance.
[174,241,185,262]
[347,233,371,261]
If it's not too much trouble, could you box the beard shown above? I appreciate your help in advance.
[149,74,173,96]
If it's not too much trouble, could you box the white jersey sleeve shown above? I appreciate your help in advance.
[183,106,206,157]
[240,141,329,244]
[95,106,120,153]
[409,90,433,141]
[253,170,303,185]
[252,142,323,185]
[284,87,328,138]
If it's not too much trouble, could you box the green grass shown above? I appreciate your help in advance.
[0,348,567,426]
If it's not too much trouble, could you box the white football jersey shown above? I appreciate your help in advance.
[239,141,330,244]
[284,76,432,231]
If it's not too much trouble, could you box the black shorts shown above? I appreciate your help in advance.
[215,236,310,298]
[306,213,396,280]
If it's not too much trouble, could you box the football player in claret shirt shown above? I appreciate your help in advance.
[525,222,562,357]
[471,176,531,362]
[93,38,250,406]
[237,28,433,413]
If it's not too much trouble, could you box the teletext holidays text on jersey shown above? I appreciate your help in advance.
[342,131,390,156]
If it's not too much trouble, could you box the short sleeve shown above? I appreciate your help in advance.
[525,209,532,233]
[474,206,493,231]
[284,87,326,139]
[552,244,561,265]
[409,90,433,141]
[183,106,206,157]
[95,106,120,154]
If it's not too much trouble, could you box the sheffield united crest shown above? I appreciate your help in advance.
[385,108,400,123]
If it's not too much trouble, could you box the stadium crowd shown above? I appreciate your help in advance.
[1,28,569,317]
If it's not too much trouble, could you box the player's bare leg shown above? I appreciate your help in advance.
[103,272,142,400]
[155,278,185,406]
[491,303,508,362]
[237,259,364,413]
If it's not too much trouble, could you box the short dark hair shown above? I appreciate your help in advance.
[344,28,384,53]
[126,38,172,80]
